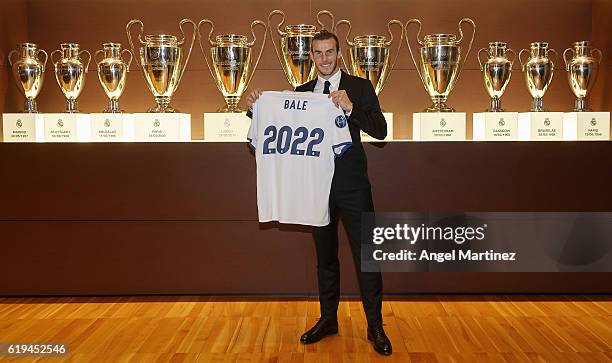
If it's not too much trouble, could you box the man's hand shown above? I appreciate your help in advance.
[246,88,263,110]
[329,90,353,113]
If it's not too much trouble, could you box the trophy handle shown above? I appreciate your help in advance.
[562,47,574,71]
[591,48,603,64]
[316,10,335,31]
[456,18,476,77]
[505,48,517,68]
[547,48,558,68]
[177,18,197,86]
[50,49,62,66]
[268,10,291,85]
[197,19,216,46]
[386,19,404,73]
[405,19,425,84]
[335,20,353,46]
[334,19,352,72]
[7,49,18,67]
[245,20,268,88]
[196,19,216,82]
[79,50,92,72]
[37,49,49,71]
[456,18,475,44]
[121,49,134,71]
[477,47,488,71]
[518,48,529,71]
[94,50,104,71]
[268,9,286,37]
[126,19,146,57]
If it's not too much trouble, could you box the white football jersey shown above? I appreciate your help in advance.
[248,91,352,226]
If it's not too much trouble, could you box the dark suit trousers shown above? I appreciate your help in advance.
[312,186,383,328]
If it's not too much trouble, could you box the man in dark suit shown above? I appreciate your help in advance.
[246,30,391,356]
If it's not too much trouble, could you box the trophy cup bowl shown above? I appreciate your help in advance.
[198,19,267,112]
[126,19,196,113]
[8,43,48,113]
[406,18,476,112]
[478,41,515,112]
[95,42,133,113]
[563,41,602,112]
[268,10,334,88]
[519,42,557,112]
[51,43,91,113]
[335,19,403,95]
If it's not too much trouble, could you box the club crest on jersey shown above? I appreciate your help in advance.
[335,115,347,128]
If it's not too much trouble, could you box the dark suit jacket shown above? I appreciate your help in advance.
[295,70,387,190]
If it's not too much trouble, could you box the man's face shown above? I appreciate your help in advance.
[311,38,339,77]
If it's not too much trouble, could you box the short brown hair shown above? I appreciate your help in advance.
[312,30,340,52]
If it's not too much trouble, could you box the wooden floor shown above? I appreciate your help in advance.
[0,295,610,362]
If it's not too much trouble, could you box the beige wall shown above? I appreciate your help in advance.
[1,0,607,139]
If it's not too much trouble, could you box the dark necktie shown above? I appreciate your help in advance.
[323,80,331,94]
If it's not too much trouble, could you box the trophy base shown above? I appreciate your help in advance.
[486,97,504,112]
[105,99,123,113]
[530,97,546,112]
[424,105,455,112]
[148,105,178,113]
[217,105,245,113]
[574,98,591,112]
[134,113,191,142]
[2,113,43,142]
[24,99,39,113]
[219,97,243,113]
[90,113,134,142]
[518,112,564,141]
[563,112,610,140]
[149,97,178,113]
[413,112,466,141]
[42,113,91,142]
[64,99,80,113]
[204,113,251,142]
[425,98,455,112]
[473,112,519,141]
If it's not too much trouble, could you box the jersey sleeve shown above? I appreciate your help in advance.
[247,102,258,149]
[330,111,352,157]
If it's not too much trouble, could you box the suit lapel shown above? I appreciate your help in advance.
[302,79,317,92]
[339,70,350,91]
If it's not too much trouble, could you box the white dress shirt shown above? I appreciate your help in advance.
[313,68,342,93]
[313,69,352,116]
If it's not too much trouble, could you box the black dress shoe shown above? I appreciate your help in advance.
[367,325,392,355]
[300,317,339,344]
